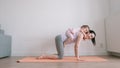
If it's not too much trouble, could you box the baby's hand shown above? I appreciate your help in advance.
[80,29,84,33]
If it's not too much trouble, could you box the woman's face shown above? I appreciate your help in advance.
[85,33,95,39]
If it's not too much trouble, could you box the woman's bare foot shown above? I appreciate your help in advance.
[36,55,45,59]
[36,54,57,59]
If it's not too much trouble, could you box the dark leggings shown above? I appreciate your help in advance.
[55,35,64,59]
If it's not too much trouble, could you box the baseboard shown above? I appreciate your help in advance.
[108,51,120,57]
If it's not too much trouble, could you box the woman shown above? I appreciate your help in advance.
[36,25,96,60]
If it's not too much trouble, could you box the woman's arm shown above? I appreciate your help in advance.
[74,32,83,60]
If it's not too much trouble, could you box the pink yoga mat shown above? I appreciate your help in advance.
[17,56,107,63]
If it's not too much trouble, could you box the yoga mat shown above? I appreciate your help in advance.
[17,56,107,63]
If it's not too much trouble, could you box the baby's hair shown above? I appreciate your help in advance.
[81,25,90,29]
[89,30,96,46]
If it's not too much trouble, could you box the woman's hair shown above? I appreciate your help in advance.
[89,30,96,46]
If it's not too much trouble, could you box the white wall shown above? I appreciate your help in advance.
[109,0,120,15]
[105,13,120,52]
[0,0,109,56]
[105,0,120,53]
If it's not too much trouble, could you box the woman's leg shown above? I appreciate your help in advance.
[37,35,64,60]
[55,35,64,59]
[36,54,57,59]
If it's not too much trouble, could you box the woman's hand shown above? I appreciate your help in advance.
[77,57,80,61]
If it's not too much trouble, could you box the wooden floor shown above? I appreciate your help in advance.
[0,55,120,68]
